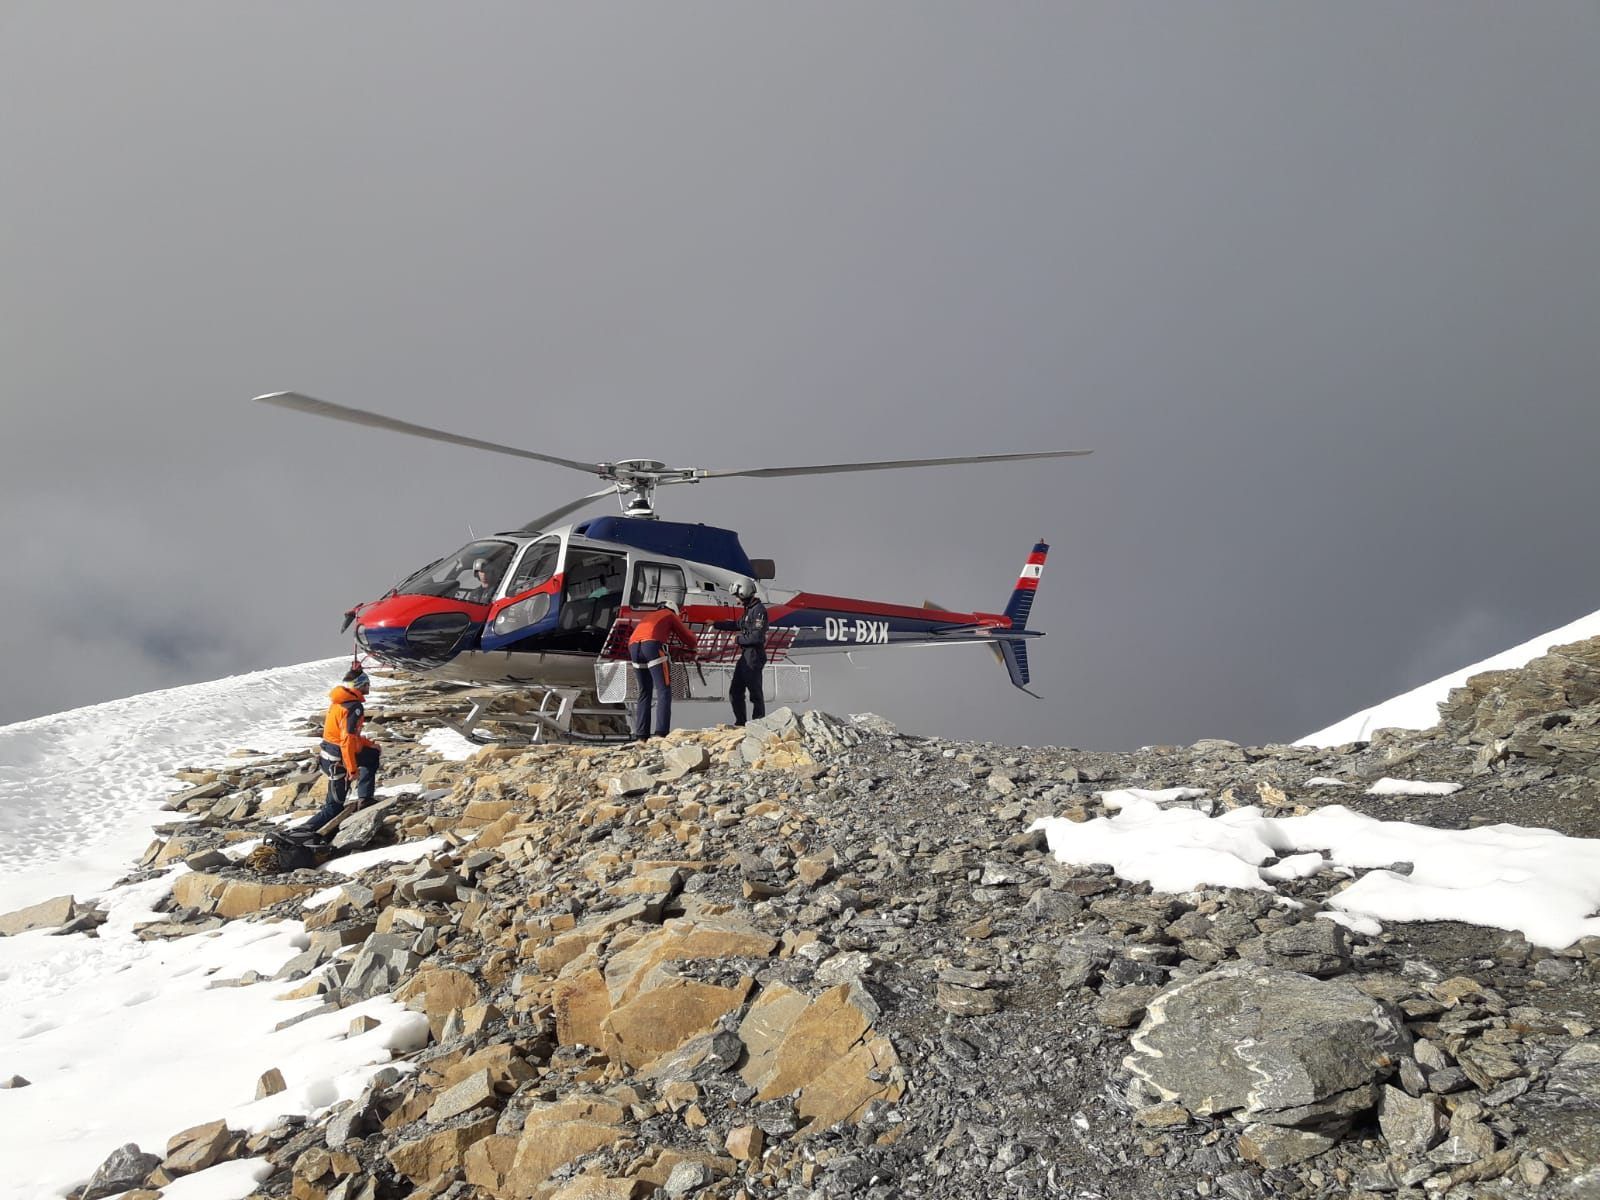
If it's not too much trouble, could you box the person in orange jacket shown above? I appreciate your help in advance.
[297,664,381,836]
[628,599,697,739]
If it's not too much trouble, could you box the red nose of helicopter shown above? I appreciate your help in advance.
[348,593,487,667]
[343,539,514,667]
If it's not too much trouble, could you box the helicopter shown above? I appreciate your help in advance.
[256,392,1089,736]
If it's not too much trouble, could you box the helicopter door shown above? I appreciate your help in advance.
[481,536,563,651]
[551,548,627,652]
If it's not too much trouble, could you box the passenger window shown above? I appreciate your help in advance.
[631,562,687,608]
[508,538,561,595]
[559,550,627,634]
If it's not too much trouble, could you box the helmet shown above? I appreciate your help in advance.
[473,559,488,572]
[663,599,681,614]
[731,580,755,601]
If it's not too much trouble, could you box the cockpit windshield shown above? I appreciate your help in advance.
[395,539,517,604]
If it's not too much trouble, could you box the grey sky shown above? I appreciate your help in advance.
[2,4,1597,748]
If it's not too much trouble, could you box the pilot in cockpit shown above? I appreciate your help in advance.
[456,558,494,602]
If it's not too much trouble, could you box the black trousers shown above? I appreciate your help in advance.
[630,639,672,737]
[301,743,380,832]
[730,654,766,726]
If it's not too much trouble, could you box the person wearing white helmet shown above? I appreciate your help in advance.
[728,579,768,726]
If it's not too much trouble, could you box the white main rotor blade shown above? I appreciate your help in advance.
[520,486,620,533]
[254,392,600,475]
[697,448,1092,479]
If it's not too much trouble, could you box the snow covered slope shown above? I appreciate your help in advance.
[1298,607,1600,747]
[0,658,429,1200]
[0,659,340,913]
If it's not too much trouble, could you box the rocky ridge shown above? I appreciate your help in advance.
[9,637,1600,1200]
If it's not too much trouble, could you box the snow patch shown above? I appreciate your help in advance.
[302,884,345,910]
[0,872,416,1199]
[153,1157,274,1200]
[327,837,448,877]
[1032,797,1600,948]
[1260,851,1327,881]
[1366,778,1462,797]
[1099,787,1208,810]
[420,727,478,761]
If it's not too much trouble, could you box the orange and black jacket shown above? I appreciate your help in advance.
[321,685,377,775]
[628,610,698,655]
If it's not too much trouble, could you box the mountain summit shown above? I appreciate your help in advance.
[3,640,1600,1198]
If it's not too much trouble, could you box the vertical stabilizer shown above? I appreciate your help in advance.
[991,542,1048,696]
[1004,542,1049,630]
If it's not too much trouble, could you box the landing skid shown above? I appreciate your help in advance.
[449,686,631,745]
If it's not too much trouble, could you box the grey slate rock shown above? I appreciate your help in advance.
[343,932,420,999]
[325,1097,375,1147]
[664,1160,715,1194]
[1096,985,1158,1029]
[1427,1066,1472,1094]
[1237,1122,1340,1168]
[331,796,401,851]
[1533,956,1579,982]
[937,981,1001,1016]
[1124,966,1410,1128]
[81,1143,162,1199]
[1023,888,1084,923]
[1239,919,1351,978]
[643,1029,744,1083]
[1056,933,1117,989]
[1378,1084,1446,1154]
[273,944,331,981]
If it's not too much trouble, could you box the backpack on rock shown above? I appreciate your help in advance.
[245,829,332,874]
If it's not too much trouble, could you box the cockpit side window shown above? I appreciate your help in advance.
[630,562,687,609]
[507,537,561,595]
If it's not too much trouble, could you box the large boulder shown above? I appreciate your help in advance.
[602,915,779,1005]
[387,1116,499,1184]
[740,982,904,1130]
[1125,966,1409,1131]
[600,973,753,1069]
[171,873,315,919]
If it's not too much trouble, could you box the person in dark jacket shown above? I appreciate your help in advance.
[628,600,698,739]
[728,580,768,726]
[297,664,380,837]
